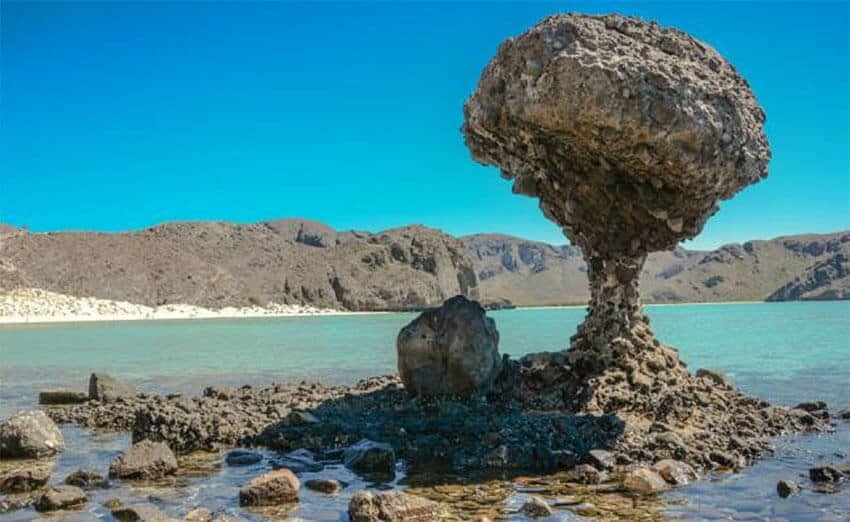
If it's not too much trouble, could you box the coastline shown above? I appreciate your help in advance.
[1,288,833,326]
[0,288,378,326]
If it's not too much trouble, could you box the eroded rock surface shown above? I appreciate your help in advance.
[397,295,501,395]
[348,490,440,522]
[0,410,64,459]
[463,12,770,390]
[109,440,178,480]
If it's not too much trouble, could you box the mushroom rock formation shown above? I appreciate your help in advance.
[463,14,770,408]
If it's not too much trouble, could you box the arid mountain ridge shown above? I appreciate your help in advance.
[0,220,847,311]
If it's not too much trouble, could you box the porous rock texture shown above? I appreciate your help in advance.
[464,13,763,401]
[397,295,501,395]
[463,13,820,471]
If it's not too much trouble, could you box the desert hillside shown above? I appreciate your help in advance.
[1,220,847,310]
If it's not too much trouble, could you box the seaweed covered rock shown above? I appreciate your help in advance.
[397,295,501,396]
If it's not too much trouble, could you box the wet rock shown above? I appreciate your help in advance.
[34,485,87,512]
[224,450,262,466]
[709,450,739,469]
[238,468,300,506]
[287,410,320,425]
[89,372,136,401]
[184,507,214,521]
[695,369,737,390]
[652,459,698,485]
[203,386,238,401]
[794,401,827,412]
[0,458,53,493]
[0,410,64,459]
[343,439,395,474]
[348,490,440,522]
[305,478,342,494]
[809,465,843,483]
[0,493,35,513]
[835,406,850,420]
[112,504,175,521]
[103,497,123,510]
[397,295,501,396]
[777,479,801,498]
[109,440,178,479]
[569,464,604,484]
[521,496,553,517]
[273,448,323,473]
[38,389,88,405]
[582,449,615,470]
[65,468,109,489]
[623,468,671,495]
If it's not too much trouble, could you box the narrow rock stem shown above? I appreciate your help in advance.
[569,252,649,373]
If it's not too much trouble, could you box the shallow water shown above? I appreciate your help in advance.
[1,301,849,520]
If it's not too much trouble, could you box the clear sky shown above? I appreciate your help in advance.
[2,2,848,249]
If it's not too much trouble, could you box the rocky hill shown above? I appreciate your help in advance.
[1,221,847,310]
[0,220,477,311]
[465,231,850,305]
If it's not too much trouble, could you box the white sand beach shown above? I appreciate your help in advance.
[0,288,365,325]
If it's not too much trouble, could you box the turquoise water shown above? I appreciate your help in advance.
[1,301,849,520]
[1,301,848,407]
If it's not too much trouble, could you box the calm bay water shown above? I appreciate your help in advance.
[1,301,848,520]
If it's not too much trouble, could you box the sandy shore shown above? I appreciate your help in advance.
[0,288,372,325]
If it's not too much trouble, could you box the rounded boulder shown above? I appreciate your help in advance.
[397,295,501,396]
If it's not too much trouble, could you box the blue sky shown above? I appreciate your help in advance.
[2,2,848,249]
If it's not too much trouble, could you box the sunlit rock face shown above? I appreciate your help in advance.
[463,13,770,378]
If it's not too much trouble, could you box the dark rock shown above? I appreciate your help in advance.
[809,466,843,483]
[0,410,64,459]
[0,458,54,493]
[305,478,342,494]
[835,406,850,420]
[38,389,89,405]
[343,439,395,474]
[34,485,87,512]
[348,490,440,522]
[582,449,615,470]
[89,373,136,402]
[65,468,109,489]
[224,450,262,466]
[272,448,323,473]
[287,410,319,426]
[238,469,300,506]
[203,386,238,401]
[709,451,739,469]
[777,479,800,498]
[623,467,671,495]
[109,440,178,479]
[569,464,604,484]
[795,401,828,412]
[521,496,553,517]
[397,295,501,396]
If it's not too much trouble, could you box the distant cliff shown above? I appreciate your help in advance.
[463,231,850,306]
[1,221,847,310]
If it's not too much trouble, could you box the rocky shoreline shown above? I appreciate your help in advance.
[0,363,843,520]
